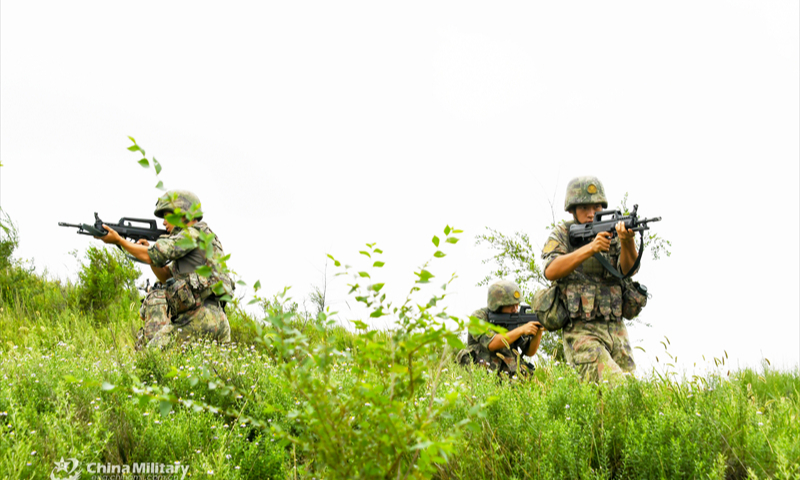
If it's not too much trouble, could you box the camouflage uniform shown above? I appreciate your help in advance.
[143,191,233,348]
[456,280,535,377]
[135,285,170,350]
[542,177,636,384]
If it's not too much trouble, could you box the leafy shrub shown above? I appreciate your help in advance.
[76,246,141,316]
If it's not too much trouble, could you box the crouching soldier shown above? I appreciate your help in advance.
[457,280,544,378]
[97,190,233,348]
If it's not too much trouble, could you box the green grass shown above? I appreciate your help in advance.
[1,261,799,479]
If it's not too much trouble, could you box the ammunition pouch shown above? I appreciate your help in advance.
[532,284,569,331]
[621,280,649,320]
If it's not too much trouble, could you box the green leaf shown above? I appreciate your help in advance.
[416,269,434,284]
[369,283,385,292]
[137,158,149,168]
[128,145,141,153]
[100,381,115,391]
[326,254,341,267]
[176,237,196,250]
[254,280,261,292]
[195,265,212,277]
[212,283,226,295]
[446,237,459,244]
[359,250,371,258]
[358,271,370,278]
[432,236,440,247]
[369,307,385,318]
[153,158,162,175]
[237,280,247,286]
[155,180,164,190]
[373,261,385,267]
[433,251,446,258]
[446,335,464,350]
[128,135,136,143]
[189,376,199,387]
[444,225,451,235]
[374,248,383,254]
[159,400,172,417]
[219,294,232,302]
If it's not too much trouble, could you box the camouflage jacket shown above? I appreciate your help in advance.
[542,220,637,322]
[148,222,233,303]
[456,308,534,377]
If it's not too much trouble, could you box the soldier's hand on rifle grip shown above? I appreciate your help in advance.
[136,239,151,247]
[590,231,612,254]
[615,221,635,244]
[518,321,542,337]
[95,225,123,245]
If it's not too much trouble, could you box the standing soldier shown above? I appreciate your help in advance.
[542,177,637,383]
[96,190,233,348]
[457,280,544,377]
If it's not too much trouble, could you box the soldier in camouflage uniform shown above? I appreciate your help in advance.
[456,280,544,377]
[542,176,638,384]
[96,190,233,348]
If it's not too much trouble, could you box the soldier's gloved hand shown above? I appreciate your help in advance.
[589,231,612,254]
[615,221,635,244]
[95,225,123,245]
[517,321,542,336]
[136,239,150,247]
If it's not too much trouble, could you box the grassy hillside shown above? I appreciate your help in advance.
[1,237,799,479]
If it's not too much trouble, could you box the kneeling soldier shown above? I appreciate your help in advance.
[97,190,233,348]
[457,280,543,377]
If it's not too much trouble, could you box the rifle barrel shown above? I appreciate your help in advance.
[58,222,82,228]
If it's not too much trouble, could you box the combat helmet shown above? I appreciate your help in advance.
[564,176,608,212]
[154,190,203,220]
[487,280,523,312]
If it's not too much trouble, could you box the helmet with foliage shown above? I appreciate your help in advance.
[564,176,608,212]
[487,280,522,312]
[154,190,203,220]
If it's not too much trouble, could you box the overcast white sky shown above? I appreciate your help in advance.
[2,1,798,375]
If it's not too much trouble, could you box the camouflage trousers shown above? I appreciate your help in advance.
[147,302,231,349]
[136,285,231,349]
[562,319,635,384]
[135,288,170,350]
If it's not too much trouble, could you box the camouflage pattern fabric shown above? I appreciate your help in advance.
[144,221,232,349]
[147,302,231,348]
[542,220,639,381]
[563,176,608,212]
[486,279,522,312]
[154,190,203,219]
[135,286,170,350]
[456,308,534,377]
[562,319,635,384]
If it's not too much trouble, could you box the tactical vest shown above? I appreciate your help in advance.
[165,222,234,315]
[556,221,623,322]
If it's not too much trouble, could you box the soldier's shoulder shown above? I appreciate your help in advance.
[469,308,489,320]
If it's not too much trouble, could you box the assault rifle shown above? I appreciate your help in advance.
[59,212,168,243]
[486,305,540,331]
[568,204,661,247]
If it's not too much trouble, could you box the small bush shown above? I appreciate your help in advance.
[76,246,141,316]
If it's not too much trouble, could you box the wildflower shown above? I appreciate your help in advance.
[756,411,763,415]
[695,412,701,417]
[31,451,37,456]
[565,404,570,410]
[143,412,149,416]
[758,422,763,426]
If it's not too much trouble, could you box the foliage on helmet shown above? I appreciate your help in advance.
[487,279,522,312]
[154,190,203,220]
[564,176,608,212]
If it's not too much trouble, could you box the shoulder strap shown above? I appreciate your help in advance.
[592,231,645,281]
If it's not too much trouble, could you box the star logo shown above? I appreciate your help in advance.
[50,457,80,480]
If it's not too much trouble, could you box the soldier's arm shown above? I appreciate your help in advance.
[95,225,152,263]
[616,221,638,276]
[525,325,544,356]
[544,232,612,280]
[488,322,540,351]
[136,239,172,282]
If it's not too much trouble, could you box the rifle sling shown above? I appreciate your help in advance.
[592,231,644,281]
